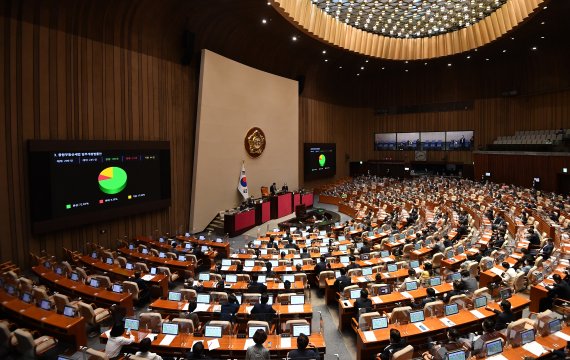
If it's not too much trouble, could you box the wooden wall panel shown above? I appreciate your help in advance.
[0,14,196,266]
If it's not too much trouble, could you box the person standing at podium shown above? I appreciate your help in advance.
[270,183,277,195]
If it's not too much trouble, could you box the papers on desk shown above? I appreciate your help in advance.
[439,317,456,327]
[487,355,508,360]
[280,336,292,348]
[433,288,440,294]
[414,322,430,332]
[413,267,422,274]
[243,267,253,272]
[194,303,210,312]
[470,310,485,319]
[243,338,255,350]
[141,275,154,281]
[510,254,521,259]
[182,303,189,311]
[371,296,383,304]
[246,306,254,314]
[288,305,304,313]
[160,335,176,346]
[554,331,570,341]
[382,273,390,278]
[400,291,413,299]
[381,257,393,263]
[221,266,230,271]
[363,261,373,266]
[208,338,220,350]
[286,267,292,272]
[277,283,285,289]
[363,330,377,342]
[489,267,504,276]
[522,341,547,356]
[357,277,367,283]
[212,305,221,312]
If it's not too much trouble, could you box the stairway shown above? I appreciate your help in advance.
[204,213,225,236]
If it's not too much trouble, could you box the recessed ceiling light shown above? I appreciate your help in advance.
[447,63,452,67]
[485,58,490,61]
[466,55,471,59]
[540,36,545,39]
[292,36,298,41]
[325,59,328,62]
[262,19,267,24]
[339,66,343,69]
[381,67,385,70]
[541,21,545,25]
[502,49,506,53]
[361,66,365,70]
[322,50,327,54]
[424,62,428,66]
[365,60,369,63]
[474,49,478,52]
[405,69,409,72]
[532,46,537,51]
[511,37,515,40]
[543,6,547,9]
[357,73,360,76]
[405,61,409,64]
[267,1,271,5]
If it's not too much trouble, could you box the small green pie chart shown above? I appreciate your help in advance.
[318,154,326,167]
[98,167,127,195]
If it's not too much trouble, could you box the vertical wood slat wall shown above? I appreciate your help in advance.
[0,14,195,266]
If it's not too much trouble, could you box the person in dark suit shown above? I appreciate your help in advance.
[539,274,570,312]
[264,262,275,278]
[132,271,150,306]
[287,333,320,360]
[354,289,372,314]
[442,280,465,303]
[248,274,267,294]
[285,239,299,250]
[418,287,438,308]
[360,241,371,254]
[527,227,541,246]
[250,293,276,322]
[300,248,310,259]
[377,329,407,360]
[345,256,360,271]
[220,293,240,322]
[334,268,352,292]
[538,238,555,260]
[282,183,289,192]
[314,256,327,276]
[270,183,277,195]
[486,300,513,331]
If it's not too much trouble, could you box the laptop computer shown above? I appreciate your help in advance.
[430,277,441,286]
[473,296,487,309]
[168,291,182,301]
[162,323,179,335]
[292,324,311,337]
[371,317,389,330]
[405,282,418,291]
[197,294,210,304]
[204,325,223,338]
[124,318,140,331]
[446,350,466,360]
[410,310,425,323]
[290,295,305,305]
[350,289,361,299]
[248,326,266,338]
[445,303,459,316]
[112,284,123,293]
[485,339,503,357]
[225,274,238,283]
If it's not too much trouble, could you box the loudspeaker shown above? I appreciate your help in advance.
[296,75,305,95]
[181,30,195,66]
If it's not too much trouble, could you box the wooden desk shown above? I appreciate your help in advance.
[77,255,169,297]
[410,247,433,260]
[482,326,570,359]
[195,280,307,293]
[32,265,134,316]
[101,331,326,357]
[0,290,86,349]
[337,283,454,331]
[356,294,530,360]
[138,236,219,260]
[224,208,257,237]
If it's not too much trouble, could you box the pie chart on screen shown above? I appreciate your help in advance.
[98,167,127,195]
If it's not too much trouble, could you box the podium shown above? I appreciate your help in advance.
[270,192,293,219]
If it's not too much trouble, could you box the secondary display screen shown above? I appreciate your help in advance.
[28,140,171,233]
[304,143,336,180]
[374,133,397,150]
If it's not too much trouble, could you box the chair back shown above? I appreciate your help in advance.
[392,345,414,360]
[243,293,262,304]
[53,293,72,313]
[347,268,362,277]
[473,287,491,300]
[358,311,380,331]
[135,262,149,273]
[513,273,527,292]
[318,271,335,289]
[390,306,412,324]
[424,301,444,317]
[172,318,195,333]
[180,288,197,301]
[123,281,140,302]
[431,252,444,267]
[139,312,163,333]
[208,320,232,335]
[342,285,360,299]
[85,347,110,360]
[284,319,310,334]
[247,320,270,335]
[13,329,36,355]
[211,291,228,303]
[448,294,468,309]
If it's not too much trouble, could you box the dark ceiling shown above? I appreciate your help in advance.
[3,0,569,107]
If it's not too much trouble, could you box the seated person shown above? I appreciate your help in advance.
[442,280,465,303]
[354,289,373,314]
[300,248,311,259]
[105,322,134,359]
[539,274,570,312]
[135,338,163,360]
[460,270,478,294]
[538,238,555,260]
[467,319,502,356]
[251,293,276,322]
[265,262,275,278]
[485,300,513,331]
[220,293,240,322]
[418,287,438,308]
[376,329,407,360]
[314,256,327,276]
[132,271,151,306]
[500,262,517,287]
[288,333,321,360]
[399,269,419,291]
[285,239,299,250]
[334,268,352,292]
[186,341,212,359]
[248,274,268,294]
[423,328,465,360]
[346,256,360,270]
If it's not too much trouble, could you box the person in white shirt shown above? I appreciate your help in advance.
[399,269,420,291]
[135,338,163,360]
[500,262,517,287]
[105,323,134,359]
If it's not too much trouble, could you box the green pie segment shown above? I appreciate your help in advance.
[98,167,127,195]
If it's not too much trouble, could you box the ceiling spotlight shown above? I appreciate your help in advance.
[325,59,328,62]
[541,21,545,25]
[466,55,471,59]
[540,36,545,39]
[405,61,409,64]
[267,1,271,5]
[531,46,537,51]
[339,66,343,69]
[447,63,452,67]
[357,73,360,76]
[361,66,365,70]
[511,37,515,40]
[485,58,490,61]
[262,19,267,24]
[424,62,428,66]
[381,67,385,70]
[292,36,298,41]
[502,49,506,53]
[322,50,327,54]
[405,69,409,72]
[543,6,547,9]
[365,60,369,63]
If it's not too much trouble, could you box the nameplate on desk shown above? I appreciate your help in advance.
[439,317,456,327]
[286,267,292,272]
[554,331,570,341]
[489,267,504,276]
[159,335,176,346]
[212,305,221,312]
[414,322,430,332]
[371,296,383,304]
[277,283,285,289]
[207,338,220,350]
[288,305,304,313]
[243,267,253,272]
[194,304,210,312]
[221,266,230,271]
[511,254,521,259]
[141,275,154,281]
[470,309,485,319]
[182,303,189,311]
[522,342,547,357]
[280,336,292,348]
[400,291,413,299]
[357,277,366,282]
[381,257,393,263]
[363,330,377,342]
[364,261,373,266]
[246,306,254,314]
[382,273,390,278]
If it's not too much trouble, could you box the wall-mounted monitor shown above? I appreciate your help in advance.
[304,143,336,180]
[28,140,171,233]
[397,132,420,150]
[420,132,446,150]
[446,131,474,150]
[374,133,397,150]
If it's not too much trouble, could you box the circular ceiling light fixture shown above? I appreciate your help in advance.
[272,0,547,60]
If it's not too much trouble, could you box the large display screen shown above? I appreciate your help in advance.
[304,143,336,180]
[397,132,421,150]
[446,131,474,150]
[420,132,446,150]
[374,133,397,150]
[28,140,171,233]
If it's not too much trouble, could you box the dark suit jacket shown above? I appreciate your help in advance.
[493,310,513,330]
[287,349,321,360]
[314,262,327,275]
[334,275,352,292]
[354,298,372,312]
[248,282,267,294]
[250,302,276,322]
